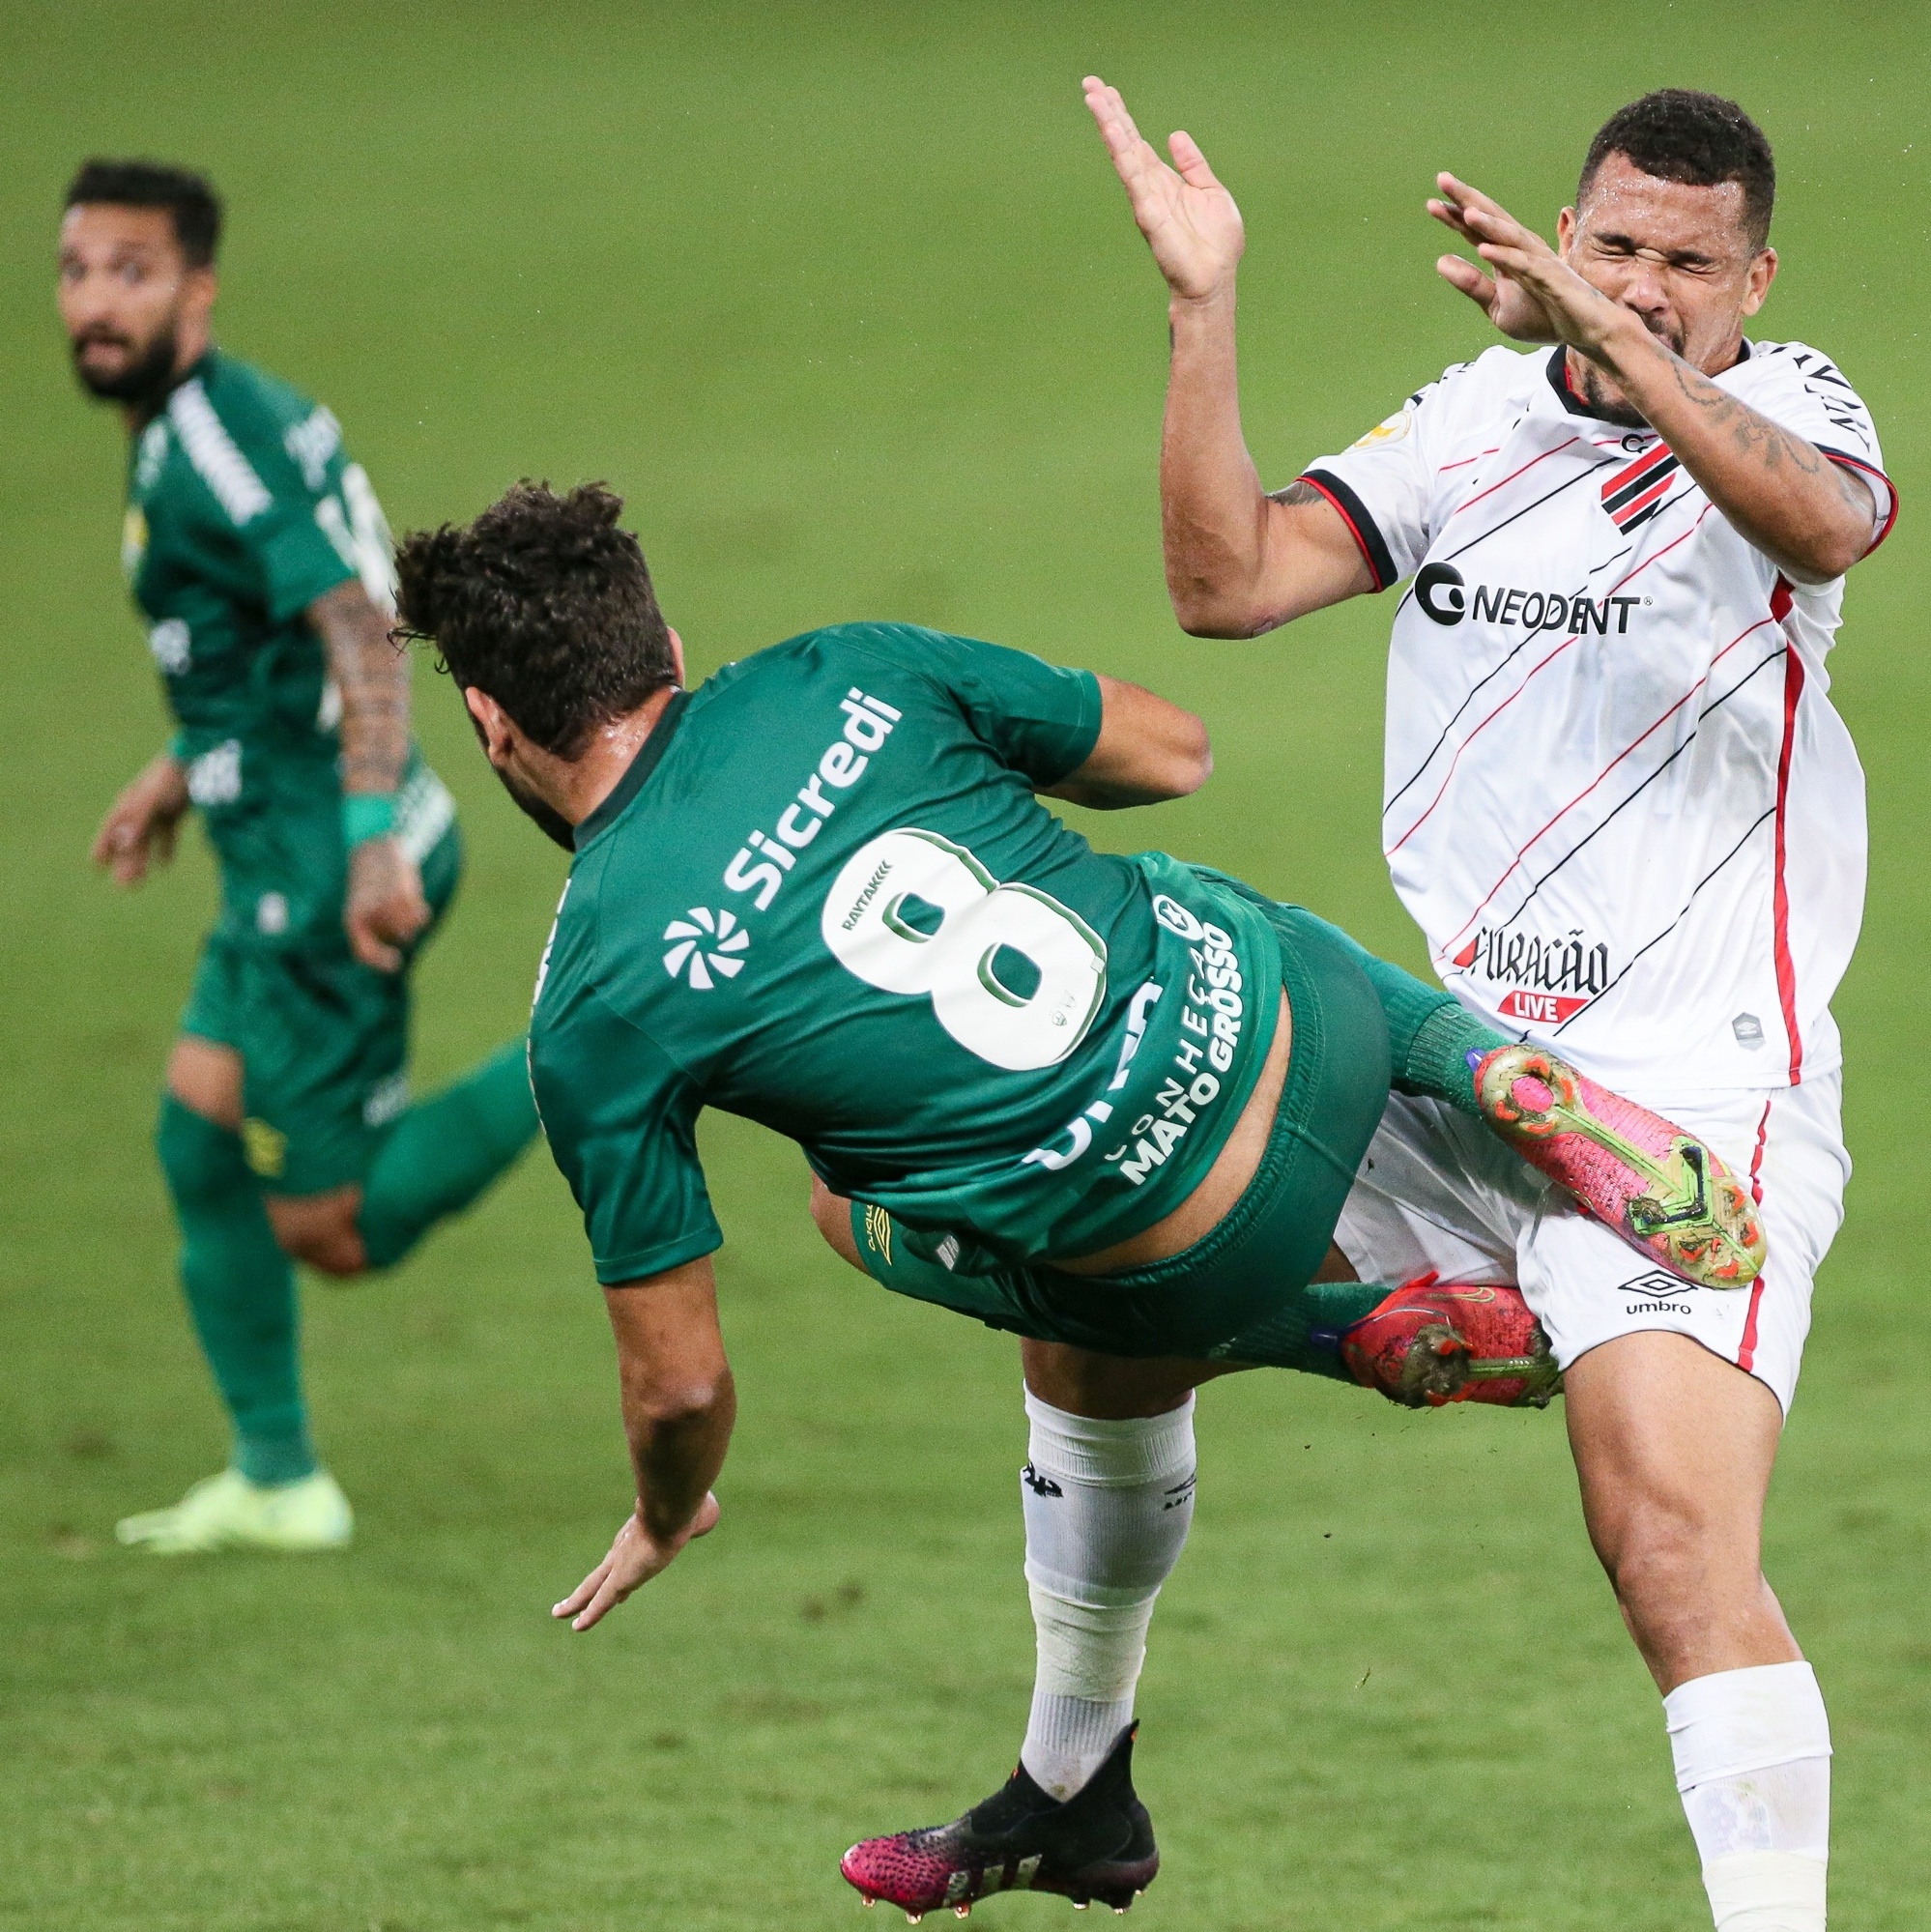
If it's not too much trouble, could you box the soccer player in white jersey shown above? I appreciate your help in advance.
[1086,78,1892,1932]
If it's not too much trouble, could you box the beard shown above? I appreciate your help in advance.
[71,323,181,407]
[1571,312,1687,430]
[494,763,580,852]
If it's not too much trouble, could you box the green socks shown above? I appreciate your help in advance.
[355,1039,539,1270]
[1315,920,1508,1120]
[151,1043,535,1482]
[157,1097,316,1486]
[1219,1278,1390,1377]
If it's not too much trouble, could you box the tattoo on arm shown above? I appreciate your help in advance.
[311,580,410,794]
[1666,356,1828,475]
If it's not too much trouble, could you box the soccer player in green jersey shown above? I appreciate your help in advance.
[60,160,540,1554]
[391,481,1762,1915]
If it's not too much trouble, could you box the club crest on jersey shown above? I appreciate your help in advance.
[662,907,750,990]
[1600,442,1683,533]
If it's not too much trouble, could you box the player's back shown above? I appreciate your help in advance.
[530,623,1284,1278]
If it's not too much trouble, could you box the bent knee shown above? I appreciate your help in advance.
[265,1189,369,1277]
[810,1175,863,1271]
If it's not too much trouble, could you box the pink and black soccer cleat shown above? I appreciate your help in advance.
[1474,1045,1765,1290]
[841,1724,1156,1920]
[1342,1273,1561,1409]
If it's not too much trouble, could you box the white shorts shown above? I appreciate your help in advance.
[1333,1073,1848,1416]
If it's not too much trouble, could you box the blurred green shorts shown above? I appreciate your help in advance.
[181,824,460,1196]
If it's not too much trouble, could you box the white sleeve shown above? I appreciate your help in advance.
[1288,355,1496,590]
[1731,341,1896,552]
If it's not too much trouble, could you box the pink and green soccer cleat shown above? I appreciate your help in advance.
[1473,1045,1765,1289]
[1342,1274,1562,1409]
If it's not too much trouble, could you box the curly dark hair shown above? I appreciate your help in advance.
[1579,91,1775,248]
[66,159,222,266]
[394,481,677,758]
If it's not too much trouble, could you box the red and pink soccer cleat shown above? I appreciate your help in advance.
[1341,1274,1561,1409]
[841,1724,1156,1920]
[1473,1045,1765,1289]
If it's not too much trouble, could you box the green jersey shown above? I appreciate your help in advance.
[530,623,1285,1284]
[122,348,450,950]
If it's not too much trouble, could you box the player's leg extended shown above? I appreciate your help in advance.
[354,1038,537,1268]
[1302,910,1764,1289]
[116,1032,350,1553]
[249,833,538,1276]
[1567,1337,1827,1932]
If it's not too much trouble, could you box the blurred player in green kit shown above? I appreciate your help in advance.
[60,160,539,1553]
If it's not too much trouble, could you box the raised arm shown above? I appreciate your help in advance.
[1084,77,1376,637]
[308,579,430,970]
[1041,673,1212,809]
[553,1256,735,1631]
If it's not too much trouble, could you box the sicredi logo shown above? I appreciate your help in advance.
[1413,562,1642,635]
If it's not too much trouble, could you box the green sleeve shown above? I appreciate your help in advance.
[896,628,1103,787]
[538,992,722,1284]
[190,378,360,624]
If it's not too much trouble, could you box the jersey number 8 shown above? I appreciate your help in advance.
[822,828,1108,1071]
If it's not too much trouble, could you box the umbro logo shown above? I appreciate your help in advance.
[1620,1268,1697,1300]
[662,907,750,990]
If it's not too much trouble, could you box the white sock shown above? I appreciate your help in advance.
[1665,1661,1830,1931]
[1019,1390,1196,1802]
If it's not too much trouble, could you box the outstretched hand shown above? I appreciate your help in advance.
[1084,75,1243,303]
[1427,173,1616,348]
[552,1492,721,1632]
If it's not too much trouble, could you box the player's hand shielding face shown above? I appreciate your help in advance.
[1085,76,1244,303]
[553,1492,721,1632]
[1428,175,1621,351]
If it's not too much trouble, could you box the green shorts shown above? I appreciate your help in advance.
[851,901,1392,1360]
[182,819,462,1196]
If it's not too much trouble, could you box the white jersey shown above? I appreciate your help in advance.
[1300,340,1894,1100]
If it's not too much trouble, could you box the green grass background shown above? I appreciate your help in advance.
[2,3,1926,1926]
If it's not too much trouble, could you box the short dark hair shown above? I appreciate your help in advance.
[66,159,222,267]
[394,482,677,758]
[1579,90,1775,248]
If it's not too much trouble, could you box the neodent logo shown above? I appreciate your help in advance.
[1415,562,1641,634]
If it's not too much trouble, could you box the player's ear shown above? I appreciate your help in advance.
[1741,246,1776,317]
[667,627,686,688]
[463,684,515,760]
[1556,206,1577,258]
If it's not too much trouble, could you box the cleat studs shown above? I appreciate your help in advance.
[956,1910,972,1920]
[908,1916,923,1926]
[863,1902,875,1910]
[1074,1903,1089,1913]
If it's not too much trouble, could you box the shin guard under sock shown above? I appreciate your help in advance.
[1312,918,1507,1120]
[1666,1662,1830,1931]
[1020,1392,1196,1801]
[356,1038,538,1269]
[157,1097,315,1486]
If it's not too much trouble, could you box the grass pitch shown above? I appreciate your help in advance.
[2,4,1927,1927]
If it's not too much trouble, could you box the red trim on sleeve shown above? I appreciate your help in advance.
[1297,476,1387,591]
[1823,451,1900,556]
